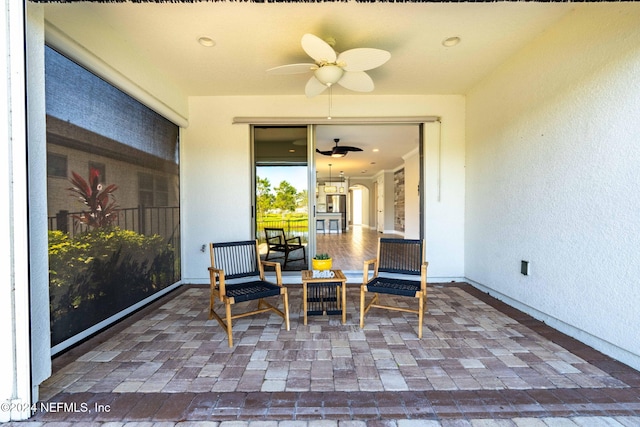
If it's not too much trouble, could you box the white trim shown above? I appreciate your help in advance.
[183,275,466,286]
[2,0,32,420]
[44,22,189,128]
[402,147,420,161]
[51,281,183,356]
[233,116,440,125]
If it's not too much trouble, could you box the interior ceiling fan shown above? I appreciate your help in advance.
[316,138,363,158]
[267,33,391,97]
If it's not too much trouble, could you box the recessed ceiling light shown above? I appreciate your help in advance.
[442,36,461,47]
[198,36,216,47]
[289,149,295,153]
[373,148,379,152]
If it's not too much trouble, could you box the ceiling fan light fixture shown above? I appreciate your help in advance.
[314,65,344,86]
[331,152,346,158]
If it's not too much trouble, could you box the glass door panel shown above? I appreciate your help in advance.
[253,126,309,271]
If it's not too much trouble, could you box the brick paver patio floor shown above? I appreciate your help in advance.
[18,283,640,425]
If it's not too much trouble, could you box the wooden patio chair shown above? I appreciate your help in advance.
[208,240,290,347]
[360,238,429,338]
[264,227,306,268]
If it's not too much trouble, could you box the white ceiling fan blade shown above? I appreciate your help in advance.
[301,33,337,64]
[337,71,375,92]
[337,48,391,72]
[305,76,329,98]
[266,63,316,75]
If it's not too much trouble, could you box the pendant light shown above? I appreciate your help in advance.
[324,163,337,193]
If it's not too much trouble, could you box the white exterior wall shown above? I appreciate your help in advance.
[26,3,52,403]
[2,1,49,421]
[424,119,465,279]
[181,95,466,282]
[46,145,180,217]
[465,4,640,370]
[404,149,420,239]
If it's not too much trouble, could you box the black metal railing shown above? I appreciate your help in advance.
[49,206,180,243]
[256,218,308,243]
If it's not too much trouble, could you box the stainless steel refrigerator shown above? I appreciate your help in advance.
[326,195,347,231]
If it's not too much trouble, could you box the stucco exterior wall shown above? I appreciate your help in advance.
[181,95,466,282]
[404,149,420,239]
[46,144,180,218]
[465,4,640,370]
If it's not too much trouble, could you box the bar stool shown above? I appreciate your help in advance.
[316,219,325,234]
[328,219,339,233]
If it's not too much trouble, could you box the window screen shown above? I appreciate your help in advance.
[45,46,181,351]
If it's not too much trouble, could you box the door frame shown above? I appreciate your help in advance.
[243,117,436,268]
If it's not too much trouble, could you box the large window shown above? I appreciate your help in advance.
[47,152,67,178]
[45,46,181,352]
[138,172,169,207]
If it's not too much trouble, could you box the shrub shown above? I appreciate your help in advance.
[49,227,177,345]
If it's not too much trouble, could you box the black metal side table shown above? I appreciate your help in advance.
[301,270,347,325]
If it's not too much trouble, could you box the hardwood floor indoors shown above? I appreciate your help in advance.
[316,225,402,272]
[259,225,402,276]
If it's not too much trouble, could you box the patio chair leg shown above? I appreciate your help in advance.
[359,286,365,328]
[283,289,290,331]
[418,293,424,339]
[208,290,217,320]
[225,302,233,347]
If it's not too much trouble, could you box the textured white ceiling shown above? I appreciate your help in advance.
[42,1,576,178]
[43,1,575,97]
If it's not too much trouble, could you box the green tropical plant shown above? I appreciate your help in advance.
[68,167,119,228]
[48,228,177,345]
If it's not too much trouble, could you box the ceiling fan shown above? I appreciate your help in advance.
[316,139,363,158]
[267,33,391,97]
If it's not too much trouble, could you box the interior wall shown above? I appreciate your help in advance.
[349,177,375,228]
[382,170,395,233]
[182,94,465,282]
[404,149,420,239]
[465,3,640,370]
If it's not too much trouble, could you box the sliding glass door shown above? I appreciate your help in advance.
[250,121,425,273]
[252,126,312,271]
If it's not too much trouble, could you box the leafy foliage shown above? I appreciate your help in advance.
[48,228,177,345]
[257,175,308,217]
[68,168,119,228]
[314,253,331,260]
[256,177,275,218]
[274,180,298,212]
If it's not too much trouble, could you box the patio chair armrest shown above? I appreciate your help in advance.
[362,258,378,284]
[421,261,429,290]
[208,267,226,295]
[286,236,302,245]
[260,260,283,285]
[208,267,224,277]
